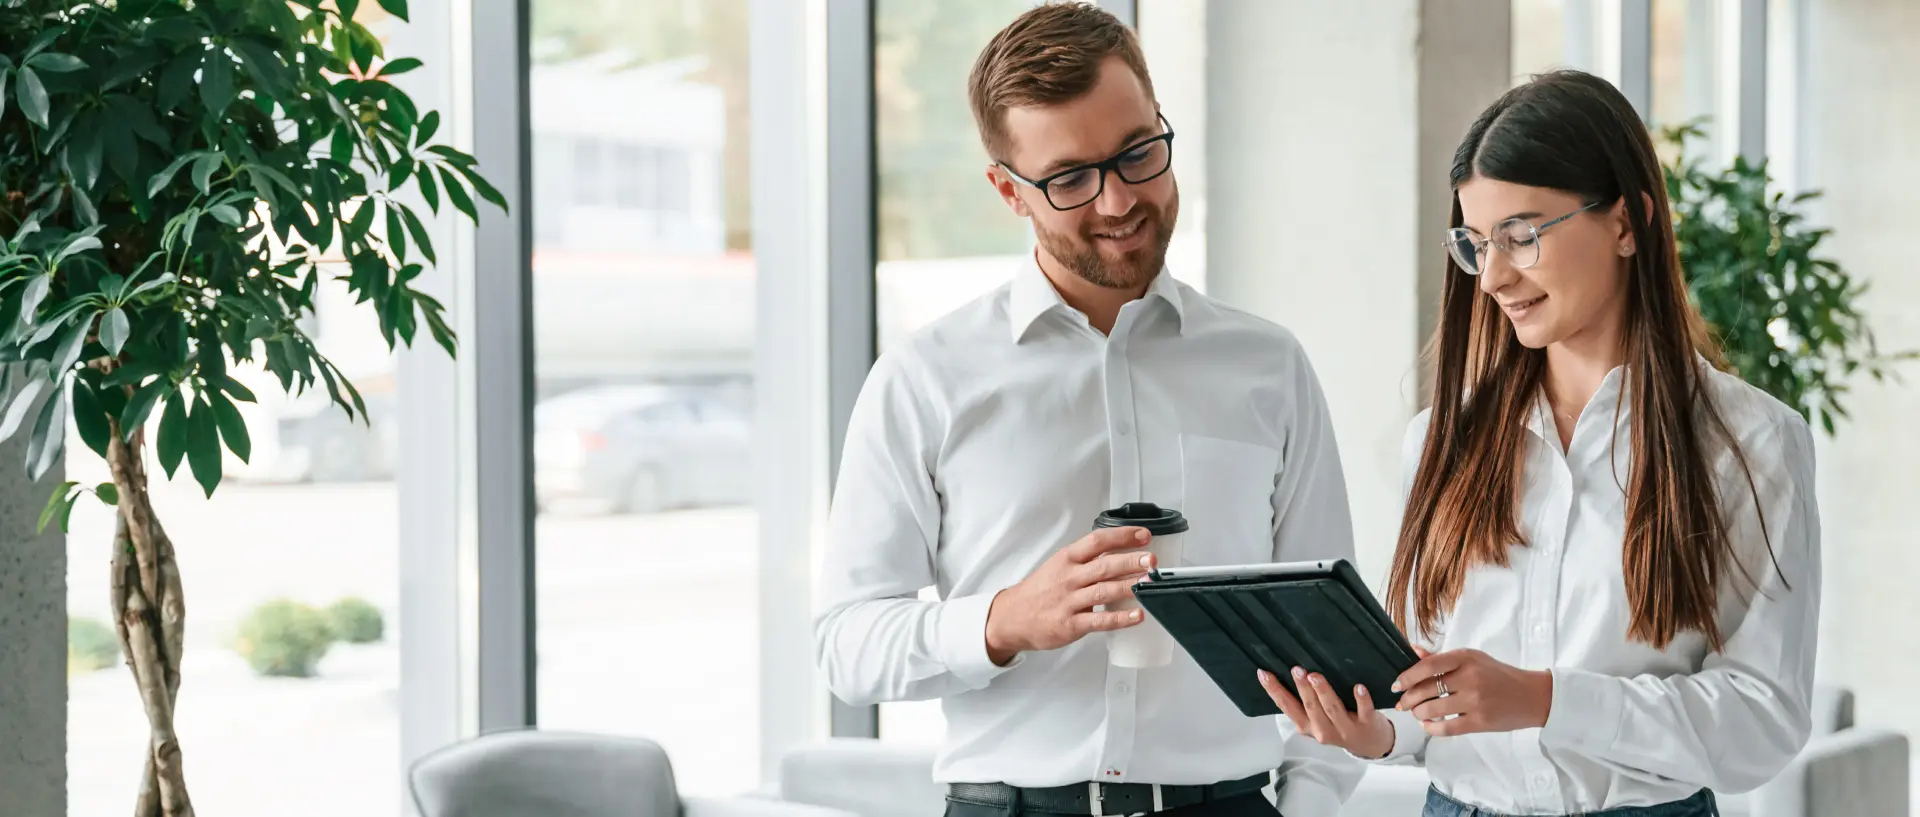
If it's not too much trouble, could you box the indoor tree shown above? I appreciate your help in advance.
[0,1,501,815]
[1663,122,1914,434]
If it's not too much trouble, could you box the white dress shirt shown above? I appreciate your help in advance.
[815,257,1365,817]
[1377,361,1821,813]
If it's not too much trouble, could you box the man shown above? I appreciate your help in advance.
[814,4,1362,815]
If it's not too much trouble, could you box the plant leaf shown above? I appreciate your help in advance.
[157,390,188,477]
[399,204,435,264]
[416,165,439,213]
[462,165,508,212]
[209,204,243,227]
[187,393,223,496]
[38,482,79,534]
[191,154,222,195]
[120,379,167,438]
[53,235,102,266]
[101,307,130,356]
[25,379,65,482]
[439,167,476,221]
[96,483,118,506]
[158,50,198,111]
[0,376,48,443]
[71,377,111,458]
[220,376,258,403]
[26,53,86,73]
[52,316,91,375]
[18,275,50,322]
[200,49,235,113]
[379,57,422,76]
[148,151,199,198]
[212,391,250,463]
[16,67,48,128]
[416,110,439,144]
[386,205,407,263]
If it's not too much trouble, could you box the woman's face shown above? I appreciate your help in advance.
[1454,177,1633,351]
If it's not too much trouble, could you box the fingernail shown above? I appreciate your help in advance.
[1356,685,1368,697]
[1257,669,1271,683]
[1140,554,1153,567]
[1390,681,1402,693]
[1135,529,1149,541]
[1291,667,1305,680]
[1310,674,1323,687]
[1129,610,1142,620]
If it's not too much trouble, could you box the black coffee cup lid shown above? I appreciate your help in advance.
[1094,502,1189,535]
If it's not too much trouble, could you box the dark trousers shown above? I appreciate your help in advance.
[1421,786,1719,817]
[944,791,1280,817]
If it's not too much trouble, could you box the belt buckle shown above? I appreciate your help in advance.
[1087,782,1163,816]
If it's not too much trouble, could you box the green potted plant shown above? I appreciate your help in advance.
[1663,121,1913,434]
[0,1,502,814]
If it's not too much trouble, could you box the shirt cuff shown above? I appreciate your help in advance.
[1539,666,1625,753]
[1275,777,1343,817]
[1349,708,1428,764]
[938,591,1020,688]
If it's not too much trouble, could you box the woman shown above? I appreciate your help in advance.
[1257,69,1820,816]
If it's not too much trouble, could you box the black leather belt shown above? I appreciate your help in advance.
[947,771,1273,815]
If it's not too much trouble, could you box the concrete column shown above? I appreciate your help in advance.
[1801,0,1920,747]
[0,437,66,817]
[1205,0,1511,581]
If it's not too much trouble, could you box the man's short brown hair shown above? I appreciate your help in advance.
[967,2,1157,164]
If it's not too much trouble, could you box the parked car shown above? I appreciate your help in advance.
[533,384,752,515]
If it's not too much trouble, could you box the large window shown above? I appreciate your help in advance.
[528,0,759,797]
[1651,0,1733,162]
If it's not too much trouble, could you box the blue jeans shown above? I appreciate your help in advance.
[1421,786,1719,817]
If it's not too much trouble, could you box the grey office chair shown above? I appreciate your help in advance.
[408,729,856,817]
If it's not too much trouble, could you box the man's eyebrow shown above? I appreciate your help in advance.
[1035,124,1160,177]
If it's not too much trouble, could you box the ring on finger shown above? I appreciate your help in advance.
[1436,677,1450,697]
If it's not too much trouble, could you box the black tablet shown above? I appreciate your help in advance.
[1131,558,1419,717]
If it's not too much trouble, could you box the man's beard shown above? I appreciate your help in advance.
[1033,191,1179,291]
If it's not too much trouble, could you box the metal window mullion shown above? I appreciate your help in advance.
[1618,0,1653,121]
[824,0,879,742]
[468,0,537,734]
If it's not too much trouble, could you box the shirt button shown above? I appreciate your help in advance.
[1532,772,1550,789]
[1115,682,1131,694]
[1534,623,1548,636]
[1115,421,1133,436]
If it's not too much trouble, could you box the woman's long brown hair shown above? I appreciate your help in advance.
[1388,70,1774,651]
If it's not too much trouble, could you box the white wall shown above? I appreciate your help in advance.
[1204,0,1510,582]
[1802,0,1920,744]
[0,432,65,817]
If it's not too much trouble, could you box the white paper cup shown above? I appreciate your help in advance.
[1094,503,1189,668]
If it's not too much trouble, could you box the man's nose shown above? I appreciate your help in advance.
[1093,170,1138,217]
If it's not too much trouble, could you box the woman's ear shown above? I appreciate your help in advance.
[1609,196,1637,257]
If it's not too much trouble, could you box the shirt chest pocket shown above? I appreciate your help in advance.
[1177,433,1282,566]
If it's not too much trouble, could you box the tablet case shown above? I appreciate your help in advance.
[1132,559,1419,717]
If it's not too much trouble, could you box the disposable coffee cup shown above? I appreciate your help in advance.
[1093,502,1189,668]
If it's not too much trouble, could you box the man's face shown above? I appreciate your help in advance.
[991,57,1177,291]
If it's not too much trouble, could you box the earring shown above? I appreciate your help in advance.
[1619,243,1634,256]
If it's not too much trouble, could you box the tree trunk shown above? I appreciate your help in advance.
[106,422,193,817]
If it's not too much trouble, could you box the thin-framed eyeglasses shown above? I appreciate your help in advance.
[1445,201,1602,275]
[999,113,1175,211]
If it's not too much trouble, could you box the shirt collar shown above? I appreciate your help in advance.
[1008,252,1188,343]
[1525,364,1630,445]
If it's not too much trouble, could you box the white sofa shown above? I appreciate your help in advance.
[775,687,1908,817]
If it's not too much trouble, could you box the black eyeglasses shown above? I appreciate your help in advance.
[999,114,1175,211]
[1445,201,1601,275]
